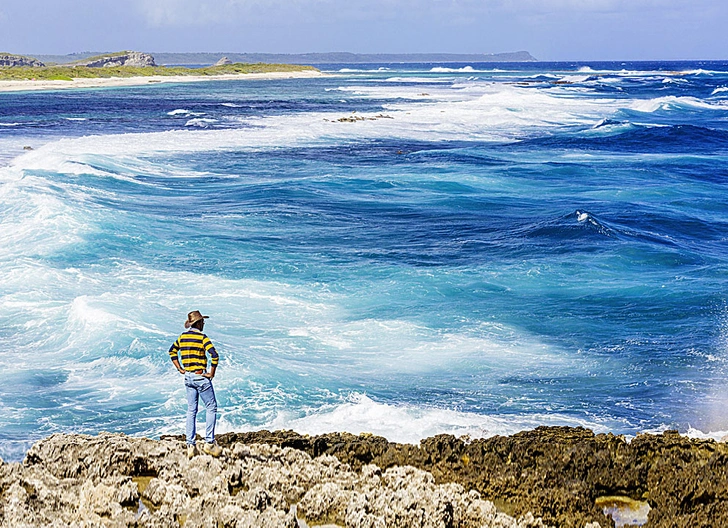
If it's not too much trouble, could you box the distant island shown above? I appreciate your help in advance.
[0,51,318,82]
[0,51,322,92]
[32,50,537,66]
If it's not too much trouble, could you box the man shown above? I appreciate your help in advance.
[169,310,223,458]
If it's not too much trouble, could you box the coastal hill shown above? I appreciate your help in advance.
[34,50,537,66]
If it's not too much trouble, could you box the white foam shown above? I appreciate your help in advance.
[661,77,689,84]
[0,81,635,165]
[558,75,592,83]
[629,95,728,113]
[167,108,192,115]
[430,66,476,73]
[338,67,392,73]
[384,76,452,84]
[711,86,728,95]
[685,427,728,443]
[261,393,621,444]
[185,118,218,127]
[0,171,96,259]
[0,122,21,127]
[682,69,717,76]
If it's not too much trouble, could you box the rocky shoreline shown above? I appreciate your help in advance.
[1,427,726,527]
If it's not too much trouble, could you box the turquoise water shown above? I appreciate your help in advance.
[1,62,728,461]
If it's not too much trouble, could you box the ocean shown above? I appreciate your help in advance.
[1,61,727,462]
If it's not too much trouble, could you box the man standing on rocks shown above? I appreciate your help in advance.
[169,310,223,458]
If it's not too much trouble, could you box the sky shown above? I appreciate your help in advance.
[0,0,725,61]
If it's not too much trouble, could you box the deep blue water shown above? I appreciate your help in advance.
[1,61,728,462]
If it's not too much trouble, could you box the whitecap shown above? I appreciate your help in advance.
[338,67,392,73]
[684,427,728,442]
[168,109,205,117]
[430,66,476,73]
[556,75,592,83]
[711,86,728,96]
[384,76,451,84]
[220,102,242,108]
[629,95,728,113]
[261,393,624,445]
[185,118,218,127]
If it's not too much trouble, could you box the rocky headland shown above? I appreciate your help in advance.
[65,51,157,68]
[0,53,45,67]
[1,427,726,528]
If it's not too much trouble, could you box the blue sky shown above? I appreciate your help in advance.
[0,0,725,60]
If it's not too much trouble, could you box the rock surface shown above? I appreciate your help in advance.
[0,53,45,67]
[1,433,550,528]
[208,427,728,528]
[214,56,233,66]
[3,427,726,527]
[70,51,156,68]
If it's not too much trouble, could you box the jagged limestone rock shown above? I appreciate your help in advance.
[0,53,45,67]
[70,51,156,68]
[213,427,728,528]
[4,433,552,528]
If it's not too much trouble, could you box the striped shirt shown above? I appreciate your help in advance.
[169,328,219,372]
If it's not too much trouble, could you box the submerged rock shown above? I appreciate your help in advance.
[2,432,550,528]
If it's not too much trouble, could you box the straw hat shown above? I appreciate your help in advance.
[185,310,210,328]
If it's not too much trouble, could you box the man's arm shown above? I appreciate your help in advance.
[202,335,218,379]
[171,358,185,374]
[169,339,185,374]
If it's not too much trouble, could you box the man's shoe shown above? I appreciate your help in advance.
[200,442,222,457]
[187,444,198,459]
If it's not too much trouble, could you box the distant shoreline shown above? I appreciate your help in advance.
[32,50,538,66]
[0,69,324,93]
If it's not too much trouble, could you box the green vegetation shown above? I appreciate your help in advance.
[0,63,318,81]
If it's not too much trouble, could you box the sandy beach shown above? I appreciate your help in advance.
[0,69,325,92]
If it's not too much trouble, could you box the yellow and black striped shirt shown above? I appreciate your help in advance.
[169,329,219,371]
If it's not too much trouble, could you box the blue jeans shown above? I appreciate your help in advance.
[184,372,217,445]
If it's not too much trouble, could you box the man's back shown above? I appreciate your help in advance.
[169,328,218,372]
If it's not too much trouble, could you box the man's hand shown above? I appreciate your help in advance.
[171,358,185,375]
[202,372,214,379]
